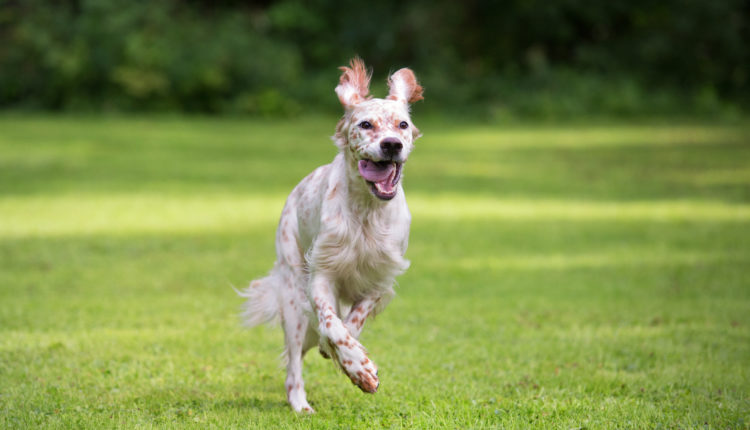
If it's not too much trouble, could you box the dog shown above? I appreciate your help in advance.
[239,58,423,413]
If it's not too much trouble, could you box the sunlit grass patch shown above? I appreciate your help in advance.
[2,192,748,238]
[409,195,750,221]
[0,193,285,238]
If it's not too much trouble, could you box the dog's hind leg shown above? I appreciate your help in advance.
[281,292,314,413]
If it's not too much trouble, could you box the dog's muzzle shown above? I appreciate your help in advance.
[358,159,403,200]
[380,138,403,160]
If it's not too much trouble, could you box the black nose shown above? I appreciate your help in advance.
[380,138,403,159]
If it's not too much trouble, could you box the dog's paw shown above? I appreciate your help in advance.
[318,337,332,360]
[288,386,315,413]
[352,361,379,393]
[328,337,379,393]
[319,347,330,359]
[291,401,315,414]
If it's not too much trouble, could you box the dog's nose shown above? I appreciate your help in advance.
[380,138,403,159]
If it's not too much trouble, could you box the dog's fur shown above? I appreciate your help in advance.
[239,58,423,412]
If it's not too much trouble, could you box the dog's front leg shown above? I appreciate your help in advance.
[310,274,379,393]
[343,297,378,339]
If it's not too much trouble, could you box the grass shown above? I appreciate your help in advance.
[0,114,749,429]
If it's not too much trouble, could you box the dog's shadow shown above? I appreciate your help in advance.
[211,397,288,412]
[126,387,289,416]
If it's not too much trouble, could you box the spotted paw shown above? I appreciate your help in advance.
[352,364,379,393]
[329,338,379,393]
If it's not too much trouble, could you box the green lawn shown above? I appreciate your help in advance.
[1,115,749,429]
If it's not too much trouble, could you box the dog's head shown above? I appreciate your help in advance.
[333,58,423,201]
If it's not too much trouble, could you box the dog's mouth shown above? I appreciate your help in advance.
[357,159,403,201]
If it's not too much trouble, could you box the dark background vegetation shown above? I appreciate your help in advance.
[1,0,748,118]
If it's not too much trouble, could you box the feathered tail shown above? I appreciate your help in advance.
[237,275,280,327]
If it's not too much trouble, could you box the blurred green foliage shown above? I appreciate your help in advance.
[1,0,748,117]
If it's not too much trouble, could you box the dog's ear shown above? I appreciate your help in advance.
[387,68,424,104]
[335,57,371,108]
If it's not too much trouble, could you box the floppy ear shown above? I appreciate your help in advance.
[335,57,372,108]
[387,68,424,104]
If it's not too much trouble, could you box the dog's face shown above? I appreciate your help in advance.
[334,58,423,201]
[344,99,418,200]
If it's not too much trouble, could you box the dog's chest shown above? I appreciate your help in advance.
[342,221,396,268]
[314,211,409,298]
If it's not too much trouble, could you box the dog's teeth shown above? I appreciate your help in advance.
[374,182,388,194]
[374,182,395,196]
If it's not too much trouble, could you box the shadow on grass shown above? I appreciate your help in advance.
[133,392,288,413]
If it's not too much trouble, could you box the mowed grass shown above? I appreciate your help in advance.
[0,115,749,429]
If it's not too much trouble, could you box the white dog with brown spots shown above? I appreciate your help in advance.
[239,58,423,413]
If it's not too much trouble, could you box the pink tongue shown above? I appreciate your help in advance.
[358,160,394,183]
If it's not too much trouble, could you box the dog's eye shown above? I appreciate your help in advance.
[359,121,373,130]
[399,121,409,129]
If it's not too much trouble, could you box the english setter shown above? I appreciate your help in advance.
[239,58,423,412]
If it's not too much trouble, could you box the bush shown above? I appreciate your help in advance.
[0,0,747,116]
[0,0,301,114]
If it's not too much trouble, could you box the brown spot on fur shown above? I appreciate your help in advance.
[326,321,331,328]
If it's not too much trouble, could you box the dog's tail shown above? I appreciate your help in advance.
[237,275,280,327]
